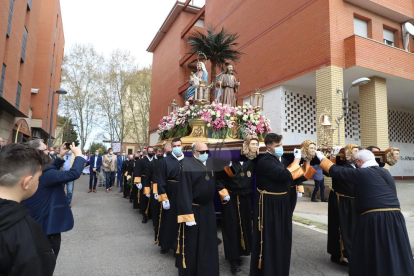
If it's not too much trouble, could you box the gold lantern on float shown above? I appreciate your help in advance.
[168,99,179,114]
[250,88,264,112]
[194,80,210,105]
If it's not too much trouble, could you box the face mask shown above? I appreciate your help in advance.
[148,153,154,158]
[157,154,163,159]
[134,157,139,160]
[50,151,55,155]
[95,152,99,156]
[172,147,182,156]
[122,153,126,156]
[109,152,113,155]
[198,153,208,163]
[274,147,284,157]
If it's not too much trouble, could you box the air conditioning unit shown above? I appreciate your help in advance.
[31,88,39,94]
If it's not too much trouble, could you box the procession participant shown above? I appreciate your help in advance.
[316,150,414,276]
[250,133,310,276]
[143,147,164,241]
[121,155,134,199]
[216,135,258,274]
[129,153,140,204]
[134,147,154,223]
[157,140,183,254]
[327,144,359,266]
[175,142,224,276]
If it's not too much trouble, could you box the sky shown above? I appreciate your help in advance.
[59,0,205,148]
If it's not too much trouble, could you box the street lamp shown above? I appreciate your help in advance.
[335,77,371,145]
[48,88,67,147]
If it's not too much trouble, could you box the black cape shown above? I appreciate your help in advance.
[250,153,303,276]
[216,159,255,261]
[176,157,219,276]
[121,159,134,198]
[134,156,153,216]
[327,164,414,276]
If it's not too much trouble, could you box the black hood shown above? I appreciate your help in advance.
[0,198,29,231]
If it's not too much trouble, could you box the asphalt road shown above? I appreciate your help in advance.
[54,175,348,276]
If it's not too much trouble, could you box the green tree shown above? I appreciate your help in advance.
[57,116,79,145]
[88,142,107,155]
[188,27,243,101]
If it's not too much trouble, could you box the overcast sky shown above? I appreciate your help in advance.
[60,0,179,66]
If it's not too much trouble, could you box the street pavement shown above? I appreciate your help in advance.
[295,180,414,253]
[54,175,348,276]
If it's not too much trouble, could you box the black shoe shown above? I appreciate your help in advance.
[142,216,148,223]
[331,256,348,267]
[235,258,243,266]
[230,260,241,274]
[160,249,169,254]
[311,198,319,202]
[321,199,328,202]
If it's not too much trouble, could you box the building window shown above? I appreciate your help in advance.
[27,0,32,10]
[0,64,6,97]
[7,0,15,37]
[354,17,368,38]
[21,27,28,62]
[383,29,395,47]
[195,19,204,28]
[16,82,22,109]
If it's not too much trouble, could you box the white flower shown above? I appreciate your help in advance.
[207,123,211,127]
[186,111,190,115]
[225,113,230,117]
[176,121,180,125]
[179,108,184,112]
[210,111,215,115]
[243,115,248,121]
[237,111,242,115]
[212,102,216,107]
[243,109,246,112]
[185,101,189,106]
[263,115,266,119]
[163,116,166,120]
[216,111,221,117]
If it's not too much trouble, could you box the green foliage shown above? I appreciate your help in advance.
[88,142,108,155]
[57,116,79,145]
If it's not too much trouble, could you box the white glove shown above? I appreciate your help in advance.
[316,151,325,161]
[333,146,342,155]
[297,192,303,198]
[186,221,197,226]
[154,194,158,200]
[162,200,170,210]
[223,195,230,203]
[136,183,142,190]
[127,176,131,180]
[146,194,150,198]
[294,148,302,159]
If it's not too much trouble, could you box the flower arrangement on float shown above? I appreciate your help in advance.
[157,101,272,140]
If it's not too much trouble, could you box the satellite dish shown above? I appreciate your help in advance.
[403,22,414,36]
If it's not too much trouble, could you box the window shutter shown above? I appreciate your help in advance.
[354,18,368,38]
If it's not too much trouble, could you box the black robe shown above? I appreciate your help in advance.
[134,156,153,217]
[327,161,358,261]
[131,160,140,209]
[325,162,414,276]
[281,157,307,214]
[157,153,184,252]
[216,159,255,261]
[121,159,134,198]
[250,153,305,276]
[143,157,163,241]
[176,157,219,276]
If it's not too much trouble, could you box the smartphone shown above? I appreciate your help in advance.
[65,142,72,149]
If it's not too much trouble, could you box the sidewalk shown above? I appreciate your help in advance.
[294,180,414,253]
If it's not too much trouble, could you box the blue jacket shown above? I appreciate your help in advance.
[89,155,102,173]
[22,156,87,235]
[117,155,127,171]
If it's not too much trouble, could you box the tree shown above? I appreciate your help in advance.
[57,116,79,145]
[88,142,107,155]
[61,44,104,150]
[188,27,244,100]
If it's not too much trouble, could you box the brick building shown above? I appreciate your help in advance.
[0,0,65,144]
[148,0,414,178]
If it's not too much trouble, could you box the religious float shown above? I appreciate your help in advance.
[153,60,400,216]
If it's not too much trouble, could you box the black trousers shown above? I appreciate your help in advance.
[312,179,325,200]
[47,233,62,258]
[89,172,98,190]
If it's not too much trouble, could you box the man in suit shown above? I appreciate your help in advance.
[89,149,102,193]
[22,140,87,259]
[117,150,127,193]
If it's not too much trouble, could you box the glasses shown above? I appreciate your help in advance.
[196,150,210,154]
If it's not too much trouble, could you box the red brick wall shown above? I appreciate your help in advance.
[31,0,65,135]
[0,0,42,117]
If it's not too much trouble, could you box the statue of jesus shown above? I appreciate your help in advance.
[215,63,240,107]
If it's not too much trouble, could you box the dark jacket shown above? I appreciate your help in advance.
[22,156,87,235]
[0,199,56,276]
[88,155,102,173]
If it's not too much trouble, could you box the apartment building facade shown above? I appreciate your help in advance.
[0,0,64,144]
[148,0,414,177]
